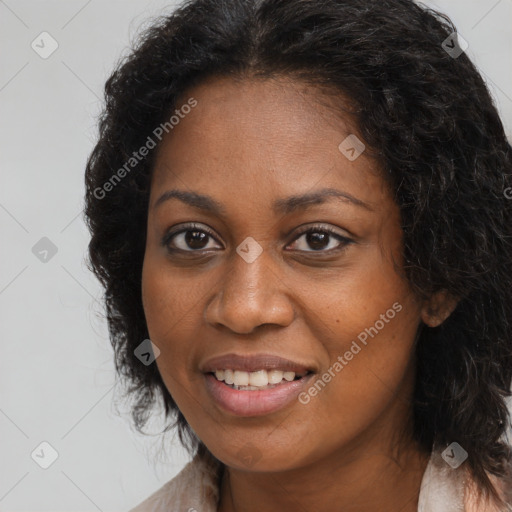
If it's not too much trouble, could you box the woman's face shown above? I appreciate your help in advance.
[142,76,425,471]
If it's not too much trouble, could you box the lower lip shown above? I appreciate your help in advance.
[204,373,314,417]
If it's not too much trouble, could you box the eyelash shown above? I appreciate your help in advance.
[161,222,353,255]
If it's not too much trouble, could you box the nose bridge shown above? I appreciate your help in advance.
[229,243,272,300]
[205,242,294,333]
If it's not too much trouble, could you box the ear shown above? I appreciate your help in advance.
[420,290,459,327]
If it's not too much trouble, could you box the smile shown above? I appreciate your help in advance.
[204,371,315,416]
[201,352,317,416]
[212,369,307,390]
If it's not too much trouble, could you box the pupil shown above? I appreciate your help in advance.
[185,230,208,249]
[307,231,328,250]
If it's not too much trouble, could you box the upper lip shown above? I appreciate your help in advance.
[201,353,316,375]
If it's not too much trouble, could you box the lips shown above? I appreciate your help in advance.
[201,353,317,416]
[200,353,316,375]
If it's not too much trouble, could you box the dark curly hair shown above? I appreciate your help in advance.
[84,0,512,504]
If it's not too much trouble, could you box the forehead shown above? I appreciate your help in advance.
[149,75,389,212]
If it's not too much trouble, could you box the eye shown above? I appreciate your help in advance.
[287,224,352,253]
[162,223,221,252]
[162,223,353,254]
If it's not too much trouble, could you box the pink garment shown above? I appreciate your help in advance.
[128,449,512,512]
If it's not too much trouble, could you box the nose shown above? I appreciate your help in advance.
[204,248,295,334]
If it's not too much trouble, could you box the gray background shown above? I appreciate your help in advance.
[1,0,511,510]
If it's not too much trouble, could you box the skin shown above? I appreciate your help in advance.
[141,75,455,512]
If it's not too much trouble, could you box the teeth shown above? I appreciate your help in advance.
[234,370,250,386]
[283,371,295,381]
[268,370,284,384]
[213,369,305,387]
[248,370,268,386]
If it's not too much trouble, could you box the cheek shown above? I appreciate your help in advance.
[296,310,419,457]
[141,255,193,380]
[140,252,216,400]
[318,240,416,346]
[305,253,420,430]
[140,265,192,418]
[141,251,204,340]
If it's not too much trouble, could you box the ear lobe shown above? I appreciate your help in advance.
[421,290,459,327]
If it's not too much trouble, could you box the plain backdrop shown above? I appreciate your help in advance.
[1,0,511,510]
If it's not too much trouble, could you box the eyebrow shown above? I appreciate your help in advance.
[153,187,373,215]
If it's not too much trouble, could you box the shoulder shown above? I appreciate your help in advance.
[464,455,512,512]
[128,452,223,512]
[419,448,512,512]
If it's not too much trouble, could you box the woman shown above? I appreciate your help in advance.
[84,0,512,510]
